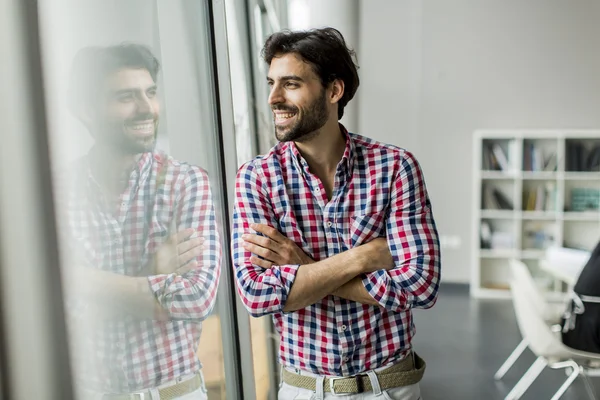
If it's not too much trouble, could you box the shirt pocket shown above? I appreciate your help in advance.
[350,211,387,247]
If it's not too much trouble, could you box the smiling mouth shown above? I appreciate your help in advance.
[125,121,155,136]
[274,112,297,124]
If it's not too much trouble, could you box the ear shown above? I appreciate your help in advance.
[70,101,96,132]
[329,79,345,105]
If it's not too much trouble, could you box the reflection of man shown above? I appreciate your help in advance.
[64,44,220,399]
[232,28,440,400]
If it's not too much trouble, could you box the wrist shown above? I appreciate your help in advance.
[349,245,370,274]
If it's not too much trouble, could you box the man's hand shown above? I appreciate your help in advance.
[152,228,204,275]
[242,223,314,268]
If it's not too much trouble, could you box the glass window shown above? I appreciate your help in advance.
[37,1,234,398]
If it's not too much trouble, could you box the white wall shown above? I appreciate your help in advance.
[358,0,600,282]
[287,0,360,132]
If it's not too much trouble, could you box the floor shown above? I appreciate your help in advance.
[412,284,599,400]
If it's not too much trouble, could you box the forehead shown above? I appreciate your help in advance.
[104,68,155,91]
[268,53,318,80]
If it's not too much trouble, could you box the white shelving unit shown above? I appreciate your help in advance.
[472,130,600,299]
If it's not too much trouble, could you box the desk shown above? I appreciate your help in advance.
[540,259,584,287]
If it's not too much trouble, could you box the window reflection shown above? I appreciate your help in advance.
[61,43,220,398]
[37,0,229,397]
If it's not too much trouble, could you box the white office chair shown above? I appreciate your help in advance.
[494,259,565,380]
[505,260,600,400]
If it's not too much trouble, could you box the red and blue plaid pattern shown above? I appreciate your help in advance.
[232,126,440,376]
[65,151,221,392]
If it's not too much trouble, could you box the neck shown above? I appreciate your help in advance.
[295,119,346,174]
[89,144,144,195]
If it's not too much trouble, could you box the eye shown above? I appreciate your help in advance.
[267,81,274,87]
[116,93,134,103]
[147,88,157,98]
[285,82,299,89]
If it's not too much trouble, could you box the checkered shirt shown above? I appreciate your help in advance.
[232,126,440,376]
[64,150,221,392]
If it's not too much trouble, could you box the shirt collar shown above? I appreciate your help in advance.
[83,150,155,195]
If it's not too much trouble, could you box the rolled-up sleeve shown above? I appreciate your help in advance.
[231,161,299,317]
[362,151,441,312]
[148,166,221,321]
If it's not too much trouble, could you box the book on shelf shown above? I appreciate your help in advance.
[523,182,557,212]
[483,143,514,171]
[482,184,514,210]
[566,141,600,172]
[480,220,514,250]
[492,144,509,171]
[523,142,557,172]
[523,221,556,249]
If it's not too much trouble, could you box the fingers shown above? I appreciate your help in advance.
[250,223,284,243]
[174,228,196,243]
[242,233,276,250]
[177,236,205,254]
[242,242,281,264]
[178,244,204,266]
[250,256,273,269]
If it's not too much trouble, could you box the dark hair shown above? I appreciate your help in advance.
[68,43,160,113]
[262,27,359,120]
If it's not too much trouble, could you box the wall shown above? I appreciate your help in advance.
[358,0,600,282]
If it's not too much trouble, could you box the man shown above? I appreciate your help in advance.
[63,44,220,399]
[231,28,440,400]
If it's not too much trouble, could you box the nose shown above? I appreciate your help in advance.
[268,85,284,106]
[136,94,154,114]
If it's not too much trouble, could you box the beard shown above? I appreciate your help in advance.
[273,89,329,143]
[99,114,159,154]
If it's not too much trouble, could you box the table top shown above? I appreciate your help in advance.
[540,259,584,287]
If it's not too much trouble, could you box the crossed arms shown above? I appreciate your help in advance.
[231,153,441,317]
[66,167,221,321]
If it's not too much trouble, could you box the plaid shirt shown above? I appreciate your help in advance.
[64,150,220,393]
[232,126,440,376]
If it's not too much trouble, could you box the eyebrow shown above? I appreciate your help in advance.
[267,75,305,83]
[113,85,157,96]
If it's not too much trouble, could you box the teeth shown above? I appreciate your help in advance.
[275,113,295,121]
[128,123,153,130]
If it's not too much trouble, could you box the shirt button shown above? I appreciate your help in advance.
[315,187,320,192]
[326,221,333,228]
[343,356,349,362]
[340,325,347,331]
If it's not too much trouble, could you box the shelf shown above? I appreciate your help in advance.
[481,171,517,179]
[474,131,600,300]
[522,171,558,180]
[520,211,558,220]
[563,212,600,221]
[564,172,600,180]
[520,249,546,259]
[480,210,515,219]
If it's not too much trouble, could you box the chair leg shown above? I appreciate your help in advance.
[550,363,580,400]
[505,357,547,400]
[495,339,529,380]
[581,369,597,400]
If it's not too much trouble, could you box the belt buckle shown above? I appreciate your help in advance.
[329,374,366,396]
